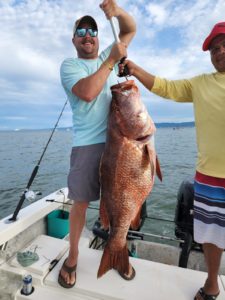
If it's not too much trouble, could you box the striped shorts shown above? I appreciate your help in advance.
[194,171,225,249]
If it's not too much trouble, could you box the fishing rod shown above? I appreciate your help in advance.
[109,17,129,78]
[8,99,68,222]
[91,219,184,247]
[127,230,184,243]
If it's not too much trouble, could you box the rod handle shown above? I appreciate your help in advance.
[109,18,129,77]
[109,18,120,43]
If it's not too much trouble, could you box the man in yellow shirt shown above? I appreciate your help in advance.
[121,22,225,300]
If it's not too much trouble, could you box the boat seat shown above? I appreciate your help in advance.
[10,235,69,276]
[220,275,225,291]
[44,246,225,300]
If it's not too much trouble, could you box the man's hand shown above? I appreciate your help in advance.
[100,0,119,19]
[107,42,127,65]
[100,0,136,46]
[119,59,156,90]
[119,59,136,76]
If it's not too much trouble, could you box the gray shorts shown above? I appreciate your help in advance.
[67,143,105,202]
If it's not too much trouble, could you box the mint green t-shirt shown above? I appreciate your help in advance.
[60,44,118,147]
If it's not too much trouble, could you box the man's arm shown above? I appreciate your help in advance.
[122,60,156,90]
[100,0,136,46]
[72,0,135,102]
[121,60,193,101]
[72,43,126,102]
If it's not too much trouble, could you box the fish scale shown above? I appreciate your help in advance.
[97,80,162,279]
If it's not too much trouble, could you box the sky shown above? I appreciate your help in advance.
[0,0,224,130]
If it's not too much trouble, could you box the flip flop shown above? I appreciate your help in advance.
[194,287,220,300]
[118,266,136,281]
[58,259,77,288]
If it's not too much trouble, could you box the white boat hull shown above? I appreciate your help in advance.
[0,189,225,300]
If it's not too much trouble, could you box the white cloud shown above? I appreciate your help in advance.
[145,3,168,25]
[3,116,27,120]
[0,0,224,129]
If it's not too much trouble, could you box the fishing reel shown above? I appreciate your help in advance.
[25,190,42,202]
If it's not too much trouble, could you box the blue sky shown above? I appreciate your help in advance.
[0,0,224,130]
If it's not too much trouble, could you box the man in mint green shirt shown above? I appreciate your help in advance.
[60,38,119,147]
[58,0,136,288]
[121,22,225,300]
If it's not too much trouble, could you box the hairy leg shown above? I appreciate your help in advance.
[203,243,222,293]
[195,243,223,299]
[60,201,89,285]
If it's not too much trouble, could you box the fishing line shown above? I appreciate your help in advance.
[45,199,175,224]
[45,199,174,222]
[8,99,68,222]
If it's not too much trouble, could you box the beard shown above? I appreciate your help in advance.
[75,37,99,59]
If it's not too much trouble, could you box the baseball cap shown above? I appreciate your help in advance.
[73,15,98,36]
[202,22,225,51]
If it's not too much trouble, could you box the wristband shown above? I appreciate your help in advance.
[103,61,113,71]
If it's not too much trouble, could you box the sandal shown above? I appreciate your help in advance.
[58,259,77,288]
[118,266,136,281]
[194,287,220,300]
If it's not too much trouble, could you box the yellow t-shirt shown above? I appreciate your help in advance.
[151,72,225,178]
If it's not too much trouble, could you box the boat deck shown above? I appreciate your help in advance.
[4,234,224,300]
[0,188,224,300]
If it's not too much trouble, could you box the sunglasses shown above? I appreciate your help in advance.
[75,28,98,38]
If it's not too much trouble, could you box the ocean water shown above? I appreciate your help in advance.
[0,126,197,239]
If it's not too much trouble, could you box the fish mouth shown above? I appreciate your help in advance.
[136,134,151,142]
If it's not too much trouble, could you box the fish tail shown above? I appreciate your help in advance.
[97,243,129,278]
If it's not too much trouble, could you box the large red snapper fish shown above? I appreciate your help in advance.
[97,80,162,279]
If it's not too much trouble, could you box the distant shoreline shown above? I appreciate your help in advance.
[155,121,195,128]
[0,121,195,132]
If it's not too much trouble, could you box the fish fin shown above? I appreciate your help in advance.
[130,207,142,230]
[145,144,155,180]
[156,155,163,181]
[97,243,129,278]
[146,144,163,182]
[99,198,110,230]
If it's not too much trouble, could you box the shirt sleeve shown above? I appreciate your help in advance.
[151,76,193,102]
[60,58,88,93]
